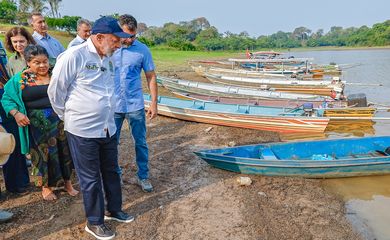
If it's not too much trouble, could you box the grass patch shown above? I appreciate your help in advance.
[151,48,240,70]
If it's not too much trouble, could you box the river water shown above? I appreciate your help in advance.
[291,49,390,240]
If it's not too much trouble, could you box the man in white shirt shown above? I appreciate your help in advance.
[67,18,91,48]
[48,16,134,240]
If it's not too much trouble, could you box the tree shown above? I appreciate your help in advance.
[47,0,62,18]
[137,22,148,35]
[0,0,18,23]
[19,0,48,13]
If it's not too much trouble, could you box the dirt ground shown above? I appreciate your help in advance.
[0,117,362,240]
[0,70,363,240]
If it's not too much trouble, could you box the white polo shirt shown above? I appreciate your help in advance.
[48,38,117,138]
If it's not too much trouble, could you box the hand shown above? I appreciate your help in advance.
[14,112,30,127]
[146,102,158,120]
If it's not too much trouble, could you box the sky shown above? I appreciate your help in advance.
[60,0,390,37]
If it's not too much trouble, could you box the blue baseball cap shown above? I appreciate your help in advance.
[91,16,134,38]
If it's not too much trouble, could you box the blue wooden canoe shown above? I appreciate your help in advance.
[194,136,390,178]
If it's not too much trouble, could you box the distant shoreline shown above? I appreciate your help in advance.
[287,46,390,52]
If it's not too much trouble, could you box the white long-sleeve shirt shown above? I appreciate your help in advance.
[48,38,117,138]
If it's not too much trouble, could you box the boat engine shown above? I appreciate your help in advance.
[303,103,314,116]
[347,93,367,107]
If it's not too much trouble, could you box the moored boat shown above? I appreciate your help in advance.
[144,94,329,133]
[204,73,345,96]
[157,76,338,101]
[194,136,390,178]
[172,92,376,118]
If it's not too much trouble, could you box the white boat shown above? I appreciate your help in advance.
[157,76,336,101]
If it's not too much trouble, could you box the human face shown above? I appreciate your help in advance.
[32,15,48,35]
[120,25,137,47]
[10,35,28,55]
[98,34,121,57]
[78,23,91,40]
[27,55,49,77]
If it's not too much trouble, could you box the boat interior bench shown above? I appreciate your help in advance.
[261,148,278,160]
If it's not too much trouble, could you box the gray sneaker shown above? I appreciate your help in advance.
[0,210,13,223]
[137,178,153,192]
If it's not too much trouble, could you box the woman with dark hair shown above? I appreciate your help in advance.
[4,27,36,77]
[1,45,78,201]
[0,32,31,194]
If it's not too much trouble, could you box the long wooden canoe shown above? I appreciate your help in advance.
[144,94,329,133]
[192,65,325,80]
[157,76,336,101]
[204,73,345,96]
[172,92,376,118]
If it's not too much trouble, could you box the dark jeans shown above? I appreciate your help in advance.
[66,131,122,225]
[0,89,30,193]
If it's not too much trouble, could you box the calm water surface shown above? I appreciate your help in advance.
[293,49,390,240]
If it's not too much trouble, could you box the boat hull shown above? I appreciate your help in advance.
[198,157,390,178]
[144,95,329,133]
[158,76,331,100]
[194,136,390,178]
[172,92,376,118]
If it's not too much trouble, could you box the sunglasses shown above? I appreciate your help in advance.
[128,33,138,39]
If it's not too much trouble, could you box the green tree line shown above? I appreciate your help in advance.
[139,19,390,50]
[1,0,389,50]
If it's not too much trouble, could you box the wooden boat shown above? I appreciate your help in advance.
[194,136,390,178]
[172,91,346,107]
[144,94,329,133]
[204,73,344,87]
[157,76,337,101]
[192,65,324,80]
[172,92,376,118]
[229,57,313,73]
[204,73,345,96]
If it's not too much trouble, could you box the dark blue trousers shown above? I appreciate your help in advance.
[66,131,122,225]
[0,89,30,193]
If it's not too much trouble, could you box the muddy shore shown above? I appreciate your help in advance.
[0,70,363,239]
[0,117,362,240]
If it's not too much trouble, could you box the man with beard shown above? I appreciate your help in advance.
[48,16,134,240]
[113,14,157,192]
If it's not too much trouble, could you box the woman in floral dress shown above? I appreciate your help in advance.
[1,45,78,201]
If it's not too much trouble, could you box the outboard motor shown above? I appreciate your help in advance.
[347,93,368,107]
[303,103,314,116]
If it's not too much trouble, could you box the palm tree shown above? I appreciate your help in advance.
[19,0,47,13]
[47,0,61,18]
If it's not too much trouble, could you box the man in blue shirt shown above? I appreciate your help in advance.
[29,12,65,59]
[113,14,158,192]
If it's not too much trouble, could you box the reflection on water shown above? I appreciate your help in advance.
[280,132,327,141]
[346,196,390,240]
[323,175,390,201]
[289,49,390,239]
[323,174,390,240]
[280,120,375,141]
[326,120,376,137]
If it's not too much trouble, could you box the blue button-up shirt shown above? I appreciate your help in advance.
[32,31,65,58]
[113,40,155,113]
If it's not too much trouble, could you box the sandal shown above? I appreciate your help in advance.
[42,187,57,201]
